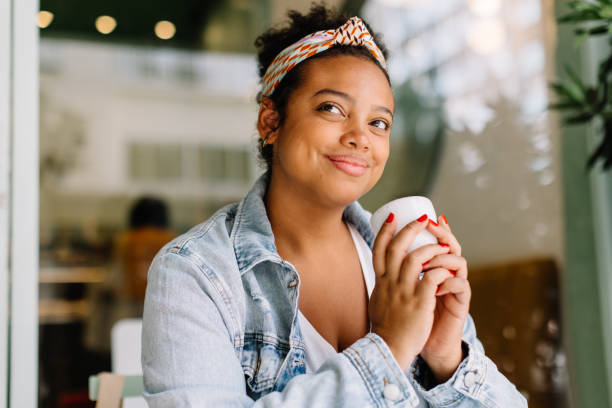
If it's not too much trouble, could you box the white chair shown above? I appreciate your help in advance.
[111,318,146,408]
[89,318,146,408]
[111,319,143,375]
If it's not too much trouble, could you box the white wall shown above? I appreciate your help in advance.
[40,39,261,197]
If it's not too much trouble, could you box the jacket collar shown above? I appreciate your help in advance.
[231,172,376,275]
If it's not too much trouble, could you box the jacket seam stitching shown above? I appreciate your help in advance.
[344,346,382,407]
[169,212,227,253]
[166,250,243,348]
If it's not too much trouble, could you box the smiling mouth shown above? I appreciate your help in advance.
[326,156,368,177]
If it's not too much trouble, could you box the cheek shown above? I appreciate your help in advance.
[275,131,313,168]
[284,121,329,155]
[373,138,390,165]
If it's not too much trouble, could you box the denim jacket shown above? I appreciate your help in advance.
[142,173,527,407]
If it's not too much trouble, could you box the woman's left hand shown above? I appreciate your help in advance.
[419,215,471,383]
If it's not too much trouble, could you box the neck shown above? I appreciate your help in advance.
[264,171,349,258]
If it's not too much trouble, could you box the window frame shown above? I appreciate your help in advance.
[1,0,39,407]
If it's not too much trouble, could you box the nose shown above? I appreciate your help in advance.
[340,123,370,151]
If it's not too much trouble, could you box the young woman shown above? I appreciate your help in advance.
[141,5,526,407]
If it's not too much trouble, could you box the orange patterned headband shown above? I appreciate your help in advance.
[259,16,386,102]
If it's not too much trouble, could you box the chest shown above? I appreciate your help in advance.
[295,243,370,352]
[237,231,372,398]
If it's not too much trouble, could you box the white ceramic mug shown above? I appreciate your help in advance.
[370,196,438,253]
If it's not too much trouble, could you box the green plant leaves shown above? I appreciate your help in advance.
[575,24,610,36]
[600,5,612,18]
[587,120,612,169]
[560,1,612,24]
[552,2,612,170]
[558,11,602,24]
[549,0,612,171]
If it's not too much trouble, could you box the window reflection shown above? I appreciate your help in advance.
[361,0,566,406]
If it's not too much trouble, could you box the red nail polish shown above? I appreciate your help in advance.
[422,261,430,267]
[385,212,395,223]
[440,243,450,248]
[429,219,439,227]
[417,214,428,222]
[441,214,448,224]
[451,270,457,276]
[436,287,440,295]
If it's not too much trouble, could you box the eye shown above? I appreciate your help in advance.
[370,119,390,131]
[317,103,343,115]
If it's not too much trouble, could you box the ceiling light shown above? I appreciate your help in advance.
[154,21,176,40]
[37,11,54,29]
[95,15,117,35]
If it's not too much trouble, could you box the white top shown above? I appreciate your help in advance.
[297,223,376,373]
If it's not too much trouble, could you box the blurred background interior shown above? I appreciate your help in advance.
[21,0,612,406]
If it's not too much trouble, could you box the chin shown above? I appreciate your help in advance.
[324,179,370,205]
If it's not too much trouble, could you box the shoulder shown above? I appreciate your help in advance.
[145,202,247,330]
[152,202,241,278]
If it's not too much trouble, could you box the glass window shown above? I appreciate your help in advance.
[35,0,610,407]
[359,0,568,406]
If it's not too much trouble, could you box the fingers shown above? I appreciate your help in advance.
[435,277,471,305]
[372,212,397,278]
[414,267,454,297]
[422,254,468,279]
[384,216,430,281]
[427,217,461,256]
[439,214,451,232]
[397,244,451,286]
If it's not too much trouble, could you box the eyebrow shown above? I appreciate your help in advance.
[312,88,394,118]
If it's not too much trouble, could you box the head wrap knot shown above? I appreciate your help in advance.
[259,16,386,102]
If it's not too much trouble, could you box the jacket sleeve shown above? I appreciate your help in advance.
[142,251,423,407]
[405,314,528,407]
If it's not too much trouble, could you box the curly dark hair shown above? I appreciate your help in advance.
[254,3,390,172]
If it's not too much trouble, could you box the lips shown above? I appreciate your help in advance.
[326,155,369,177]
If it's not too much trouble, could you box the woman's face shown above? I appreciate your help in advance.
[269,54,394,208]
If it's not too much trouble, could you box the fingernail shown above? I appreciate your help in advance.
[385,212,395,223]
[440,243,450,248]
[422,261,430,267]
[451,270,457,276]
[436,287,440,294]
[417,214,428,222]
[441,214,448,224]
[428,219,439,227]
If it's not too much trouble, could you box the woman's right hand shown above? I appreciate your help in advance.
[368,213,453,371]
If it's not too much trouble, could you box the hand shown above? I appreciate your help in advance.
[369,213,453,371]
[419,215,471,382]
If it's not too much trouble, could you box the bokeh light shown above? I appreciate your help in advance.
[37,11,54,29]
[467,19,506,55]
[95,15,117,35]
[468,0,503,17]
[154,21,176,40]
